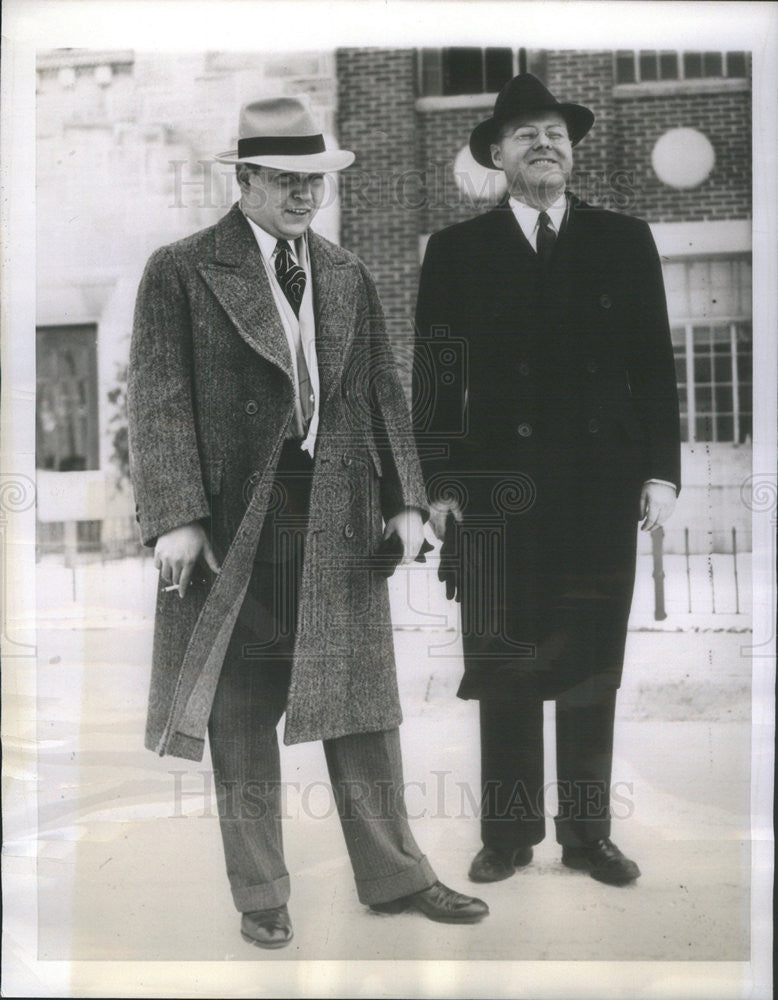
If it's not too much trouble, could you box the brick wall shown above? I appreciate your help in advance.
[336,47,751,309]
[418,106,497,233]
[545,50,620,209]
[336,48,420,365]
[612,89,751,222]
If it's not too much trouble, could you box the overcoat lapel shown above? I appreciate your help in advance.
[485,204,537,271]
[308,231,362,405]
[197,205,295,385]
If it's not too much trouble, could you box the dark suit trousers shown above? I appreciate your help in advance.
[479,684,619,850]
[208,441,435,912]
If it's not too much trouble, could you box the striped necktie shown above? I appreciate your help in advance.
[536,211,558,267]
[274,240,313,431]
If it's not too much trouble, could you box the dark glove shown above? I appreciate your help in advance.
[373,532,434,579]
[438,512,464,603]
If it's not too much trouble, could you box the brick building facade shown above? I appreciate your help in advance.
[336,48,753,553]
[35,48,752,556]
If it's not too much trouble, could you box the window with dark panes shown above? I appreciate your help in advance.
[659,51,679,79]
[703,52,723,77]
[615,50,636,83]
[683,52,703,78]
[36,325,100,471]
[639,50,658,81]
[444,48,484,95]
[418,47,517,96]
[617,50,748,83]
[726,51,747,77]
[485,48,513,93]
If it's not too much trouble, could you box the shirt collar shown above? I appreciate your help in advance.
[241,208,303,264]
[509,193,567,233]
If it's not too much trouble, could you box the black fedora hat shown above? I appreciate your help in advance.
[469,73,594,169]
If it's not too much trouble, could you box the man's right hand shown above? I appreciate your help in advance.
[154,522,221,598]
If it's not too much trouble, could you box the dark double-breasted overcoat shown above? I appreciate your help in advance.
[128,204,427,761]
[414,194,681,700]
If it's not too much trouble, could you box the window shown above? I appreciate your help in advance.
[36,324,100,470]
[615,50,748,84]
[662,257,752,443]
[419,48,546,97]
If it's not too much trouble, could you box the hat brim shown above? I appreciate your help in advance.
[214,149,355,172]
[469,102,594,169]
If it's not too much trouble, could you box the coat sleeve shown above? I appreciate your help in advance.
[625,221,682,492]
[356,261,429,521]
[128,246,211,547]
[412,231,466,506]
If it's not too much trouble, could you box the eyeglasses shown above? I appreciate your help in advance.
[510,127,570,145]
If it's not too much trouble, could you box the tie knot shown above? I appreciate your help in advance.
[538,211,553,231]
[276,239,293,257]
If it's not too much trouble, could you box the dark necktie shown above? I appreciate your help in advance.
[274,240,306,316]
[536,211,558,267]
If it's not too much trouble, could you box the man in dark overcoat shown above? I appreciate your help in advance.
[413,74,681,887]
[128,95,487,948]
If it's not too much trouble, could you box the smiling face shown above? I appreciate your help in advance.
[237,164,326,240]
[490,111,573,209]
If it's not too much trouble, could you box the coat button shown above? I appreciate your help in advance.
[249,471,261,485]
[244,399,259,415]
[343,523,355,539]
[517,422,533,438]
[599,294,612,309]
[518,362,530,376]
[586,359,599,374]
[588,417,601,433]
[342,453,352,467]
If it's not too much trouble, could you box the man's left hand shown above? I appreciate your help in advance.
[639,482,676,532]
[384,508,425,563]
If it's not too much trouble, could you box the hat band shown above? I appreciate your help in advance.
[237,134,326,158]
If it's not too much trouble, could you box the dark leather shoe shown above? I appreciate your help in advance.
[468,845,533,883]
[562,838,641,885]
[240,904,293,949]
[369,881,489,923]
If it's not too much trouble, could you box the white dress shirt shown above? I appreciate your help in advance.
[242,212,320,456]
[509,194,567,249]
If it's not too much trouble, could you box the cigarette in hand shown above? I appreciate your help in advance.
[162,583,191,592]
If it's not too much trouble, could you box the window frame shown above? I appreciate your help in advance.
[614,49,749,86]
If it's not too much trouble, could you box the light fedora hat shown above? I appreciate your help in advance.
[216,94,354,172]
[469,73,594,169]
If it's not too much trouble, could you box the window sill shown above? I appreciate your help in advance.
[614,78,750,99]
[416,94,497,112]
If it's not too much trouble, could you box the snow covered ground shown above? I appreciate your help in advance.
[18,545,760,978]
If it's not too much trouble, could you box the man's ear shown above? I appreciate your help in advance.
[235,164,251,193]
[490,144,502,170]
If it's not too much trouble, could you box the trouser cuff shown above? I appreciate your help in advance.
[354,854,436,905]
[554,816,611,848]
[482,818,546,850]
[233,873,291,913]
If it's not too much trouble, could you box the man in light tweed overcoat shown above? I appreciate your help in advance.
[128,96,487,948]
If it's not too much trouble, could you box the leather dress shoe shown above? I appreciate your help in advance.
[468,845,534,883]
[562,838,641,885]
[240,904,293,948]
[369,881,489,923]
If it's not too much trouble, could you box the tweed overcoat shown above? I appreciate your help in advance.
[413,195,681,700]
[128,203,427,761]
